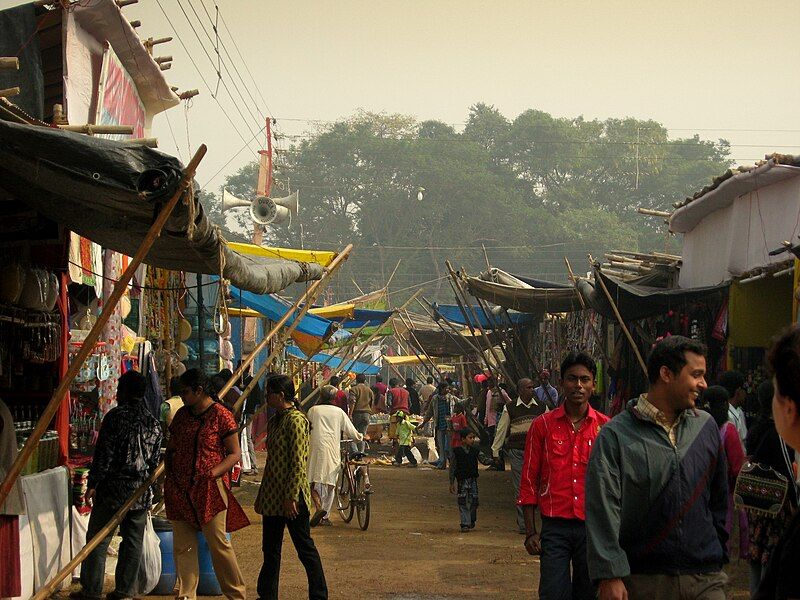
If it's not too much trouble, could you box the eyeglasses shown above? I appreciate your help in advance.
[564,375,593,385]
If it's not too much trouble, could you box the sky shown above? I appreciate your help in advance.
[4,0,800,192]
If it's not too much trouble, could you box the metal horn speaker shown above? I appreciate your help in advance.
[221,189,251,212]
[251,190,299,226]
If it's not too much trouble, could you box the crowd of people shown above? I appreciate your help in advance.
[67,325,800,600]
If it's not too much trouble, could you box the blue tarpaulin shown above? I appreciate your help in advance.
[331,308,394,330]
[434,303,535,328]
[285,345,380,375]
[224,280,336,338]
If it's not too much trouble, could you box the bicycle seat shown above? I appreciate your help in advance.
[350,452,368,462]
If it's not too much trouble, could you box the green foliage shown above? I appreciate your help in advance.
[204,106,731,301]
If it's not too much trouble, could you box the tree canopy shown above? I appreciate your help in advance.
[202,105,731,302]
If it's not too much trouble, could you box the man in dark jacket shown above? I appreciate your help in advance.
[586,336,729,600]
[73,371,162,600]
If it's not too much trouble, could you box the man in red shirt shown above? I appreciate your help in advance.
[518,352,609,600]
[329,376,349,413]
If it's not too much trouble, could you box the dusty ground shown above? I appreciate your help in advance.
[64,444,752,599]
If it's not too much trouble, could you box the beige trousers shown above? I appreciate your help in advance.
[624,571,728,600]
[171,480,246,600]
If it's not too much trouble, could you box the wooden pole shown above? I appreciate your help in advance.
[0,87,20,98]
[58,124,134,135]
[397,310,444,380]
[32,463,165,600]
[0,57,19,70]
[415,296,476,358]
[217,244,354,400]
[470,291,526,380]
[0,144,206,518]
[500,306,540,375]
[588,255,647,376]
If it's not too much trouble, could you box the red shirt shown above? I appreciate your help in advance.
[165,403,250,532]
[450,413,468,448]
[388,386,410,413]
[517,405,609,520]
[332,390,348,412]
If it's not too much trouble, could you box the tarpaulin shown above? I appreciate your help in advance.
[465,268,580,314]
[577,268,729,322]
[434,303,535,328]
[0,120,324,294]
[229,242,335,267]
[284,345,380,375]
[0,4,44,120]
[407,329,502,358]
[226,281,337,339]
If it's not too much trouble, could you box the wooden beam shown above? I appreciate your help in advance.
[0,57,19,71]
[0,87,20,98]
[116,0,139,7]
[154,55,173,64]
[58,124,134,135]
[159,63,172,71]
[178,89,200,100]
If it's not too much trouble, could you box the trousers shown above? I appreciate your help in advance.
[457,478,479,527]
[539,516,593,600]
[434,428,450,467]
[351,411,370,454]
[507,448,525,531]
[257,498,328,600]
[81,501,147,598]
[624,572,728,600]
[314,482,336,517]
[171,481,246,600]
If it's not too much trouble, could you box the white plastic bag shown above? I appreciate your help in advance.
[410,447,423,464]
[426,437,439,463]
[135,514,162,595]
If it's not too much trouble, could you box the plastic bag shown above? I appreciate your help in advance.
[426,437,439,463]
[410,447,423,464]
[135,513,162,595]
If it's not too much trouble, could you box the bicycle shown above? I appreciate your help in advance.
[336,439,371,530]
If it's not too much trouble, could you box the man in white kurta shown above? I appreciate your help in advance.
[307,386,363,525]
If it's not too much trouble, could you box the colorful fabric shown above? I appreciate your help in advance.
[255,407,313,517]
[518,404,609,519]
[0,515,20,597]
[165,403,249,532]
[88,400,162,511]
[396,416,416,446]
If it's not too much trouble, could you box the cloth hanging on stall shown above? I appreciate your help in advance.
[98,250,123,409]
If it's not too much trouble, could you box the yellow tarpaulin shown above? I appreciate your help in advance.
[228,307,263,319]
[309,303,356,319]
[385,355,445,366]
[227,242,336,267]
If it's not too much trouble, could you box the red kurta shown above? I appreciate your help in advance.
[165,403,249,532]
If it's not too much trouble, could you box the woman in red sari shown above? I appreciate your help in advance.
[165,369,249,600]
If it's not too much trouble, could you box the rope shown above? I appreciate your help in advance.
[213,227,230,335]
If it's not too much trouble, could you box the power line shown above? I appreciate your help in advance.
[153,0,260,151]
[202,124,267,189]
[171,0,262,146]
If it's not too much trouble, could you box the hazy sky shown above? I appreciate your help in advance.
[5,0,800,193]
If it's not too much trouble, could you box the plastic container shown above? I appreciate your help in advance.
[149,517,226,596]
[150,518,176,595]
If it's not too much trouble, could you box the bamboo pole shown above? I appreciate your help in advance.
[217,244,354,400]
[396,310,444,380]
[0,87,20,98]
[500,306,540,375]
[58,124,134,135]
[588,255,647,376]
[469,290,526,380]
[415,297,475,358]
[0,145,206,517]
[446,261,512,382]
[32,464,165,600]
[0,57,19,70]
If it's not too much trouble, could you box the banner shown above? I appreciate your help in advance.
[95,43,145,140]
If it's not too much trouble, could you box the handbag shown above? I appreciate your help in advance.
[734,460,789,518]
[135,512,162,595]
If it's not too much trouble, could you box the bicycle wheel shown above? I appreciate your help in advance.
[336,466,354,523]
[355,469,371,531]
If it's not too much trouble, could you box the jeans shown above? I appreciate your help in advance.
[351,411,370,454]
[434,428,450,468]
[395,444,417,465]
[457,478,479,527]
[258,497,328,600]
[539,516,593,600]
[80,500,147,598]
[507,448,525,531]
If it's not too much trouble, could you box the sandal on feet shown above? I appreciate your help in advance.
[310,509,327,527]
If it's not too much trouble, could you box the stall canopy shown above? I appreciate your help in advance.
[226,281,338,339]
[0,120,325,294]
[577,268,729,322]
[284,345,380,376]
[434,303,535,328]
[406,329,502,358]
[465,268,581,314]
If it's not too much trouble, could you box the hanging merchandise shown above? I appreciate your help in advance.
[97,250,123,410]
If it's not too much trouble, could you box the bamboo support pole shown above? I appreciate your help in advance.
[0,145,207,513]
[0,87,20,98]
[470,291,526,380]
[126,137,158,147]
[116,0,139,7]
[0,58,19,70]
[129,20,141,28]
[32,463,165,600]
[446,261,512,382]
[415,297,474,358]
[178,89,200,100]
[160,63,172,71]
[500,306,540,375]
[217,244,354,400]
[396,310,444,380]
[58,124,134,135]
[588,255,647,376]
[154,55,173,64]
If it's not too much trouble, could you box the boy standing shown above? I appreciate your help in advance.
[394,411,418,467]
[450,429,479,533]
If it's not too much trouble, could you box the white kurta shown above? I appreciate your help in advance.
[307,405,363,486]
